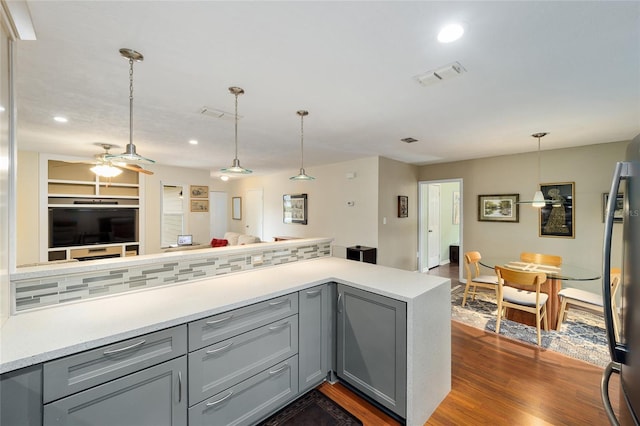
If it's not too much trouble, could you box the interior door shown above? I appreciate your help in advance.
[428,184,441,269]
[245,189,263,240]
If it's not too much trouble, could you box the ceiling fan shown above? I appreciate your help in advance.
[88,143,154,176]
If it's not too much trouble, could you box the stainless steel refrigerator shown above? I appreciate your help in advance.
[602,133,640,425]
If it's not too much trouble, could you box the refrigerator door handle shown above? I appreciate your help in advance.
[601,361,622,426]
[603,161,630,364]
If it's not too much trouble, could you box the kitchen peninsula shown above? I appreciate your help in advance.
[1,238,451,425]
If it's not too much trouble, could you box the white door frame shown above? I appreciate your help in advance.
[418,178,464,282]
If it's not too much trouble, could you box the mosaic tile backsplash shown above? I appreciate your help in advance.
[13,242,331,312]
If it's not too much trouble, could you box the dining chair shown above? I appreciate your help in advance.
[556,268,621,340]
[495,266,549,346]
[462,251,498,307]
[520,252,563,266]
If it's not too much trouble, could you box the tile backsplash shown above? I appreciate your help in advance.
[13,242,331,312]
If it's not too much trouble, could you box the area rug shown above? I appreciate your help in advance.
[450,284,611,367]
[257,389,362,426]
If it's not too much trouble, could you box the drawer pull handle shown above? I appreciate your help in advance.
[269,364,289,375]
[306,289,321,296]
[268,323,288,331]
[206,391,234,406]
[269,299,288,307]
[206,342,234,354]
[206,315,233,325]
[178,371,182,403]
[88,248,108,253]
[103,339,146,355]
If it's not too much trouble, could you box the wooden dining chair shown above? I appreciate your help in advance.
[520,252,562,266]
[495,266,549,346]
[556,268,621,340]
[462,251,498,307]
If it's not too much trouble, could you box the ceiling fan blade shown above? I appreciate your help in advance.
[117,163,154,175]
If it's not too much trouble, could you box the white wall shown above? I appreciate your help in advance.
[226,157,380,260]
[419,140,628,294]
[0,24,10,323]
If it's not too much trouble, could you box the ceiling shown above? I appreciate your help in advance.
[13,1,640,178]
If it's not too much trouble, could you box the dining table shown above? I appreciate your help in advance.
[479,258,601,330]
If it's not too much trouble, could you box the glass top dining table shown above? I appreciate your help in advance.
[478,258,601,281]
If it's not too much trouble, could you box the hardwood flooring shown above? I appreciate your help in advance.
[318,263,621,425]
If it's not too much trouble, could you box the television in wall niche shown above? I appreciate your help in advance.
[48,208,138,248]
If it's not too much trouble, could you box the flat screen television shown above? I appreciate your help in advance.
[49,207,138,248]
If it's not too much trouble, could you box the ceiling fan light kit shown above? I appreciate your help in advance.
[221,86,252,175]
[290,110,315,181]
[104,48,155,167]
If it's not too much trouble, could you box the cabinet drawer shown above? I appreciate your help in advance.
[189,315,298,405]
[44,356,187,426]
[70,246,122,259]
[188,355,298,426]
[43,325,187,403]
[188,293,298,351]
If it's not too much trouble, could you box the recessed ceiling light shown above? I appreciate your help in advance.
[438,23,464,43]
[220,175,229,182]
[189,139,198,145]
[53,116,68,123]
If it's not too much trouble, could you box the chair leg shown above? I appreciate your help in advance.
[536,310,542,346]
[495,301,502,334]
[556,298,568,330]
[462,282,471,307]
[542,305,549,331]
[471,284,478,301]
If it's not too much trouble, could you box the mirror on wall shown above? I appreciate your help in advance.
[161,184,185,247]
[232,197,242,220]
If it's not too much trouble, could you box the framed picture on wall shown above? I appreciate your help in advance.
[477,194,519,222]
[539,182,574,238]
[232,197,242,220]
[190,199,209,212]
[283,193,307,225]
[398,195,408,218]
[190,185,208,198]
[603,192,623,223]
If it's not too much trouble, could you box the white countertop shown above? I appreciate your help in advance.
[0,257,449,374]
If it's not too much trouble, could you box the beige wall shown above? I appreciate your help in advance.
[226,157,380,260]
[16,151,39,264]
[378,157,419,270]
[419,140,628,293]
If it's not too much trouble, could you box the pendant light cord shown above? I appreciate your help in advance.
[300,113,305,170]
[234,92,239,160]
[129,57,134,147]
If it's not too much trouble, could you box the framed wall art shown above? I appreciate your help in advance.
[539,182,574,238]
[603,192,623,223]
[190,185,208,198]
[477,194,519,222]
[283,193,307,225]
[398,195,408,218]
[190,199,209,212]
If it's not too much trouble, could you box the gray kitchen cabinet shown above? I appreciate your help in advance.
[298,283,331,392]
[188,293,298,351]
[189,356,298,426]
[43,324,187,403]
[0,364,42,426]
[44,355,187,426]
[188,315,298,405]
[336,283,407,418]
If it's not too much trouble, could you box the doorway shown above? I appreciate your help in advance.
[418,179,463,280]
[245,189,264,240]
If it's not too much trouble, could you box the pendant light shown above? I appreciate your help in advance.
[221,86,252,174]
[531,132,548,208]
[290,110,315,181]
[105,48,155,164]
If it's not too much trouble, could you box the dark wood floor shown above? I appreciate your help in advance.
[319,262,621,425]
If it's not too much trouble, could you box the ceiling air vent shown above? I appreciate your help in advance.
[415,61,466,87]
[200,106,242,121]
[401,137,418,143]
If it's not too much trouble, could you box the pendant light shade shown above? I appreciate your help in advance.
[105,48,155,165]
[221,86,252,174]
[531,132,548,208]
[290,110,315,181]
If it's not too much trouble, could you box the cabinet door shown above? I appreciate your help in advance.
[44,356,187,426]
[1,365,42,426]
[298,283,331,392]
[336,284,407,418]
